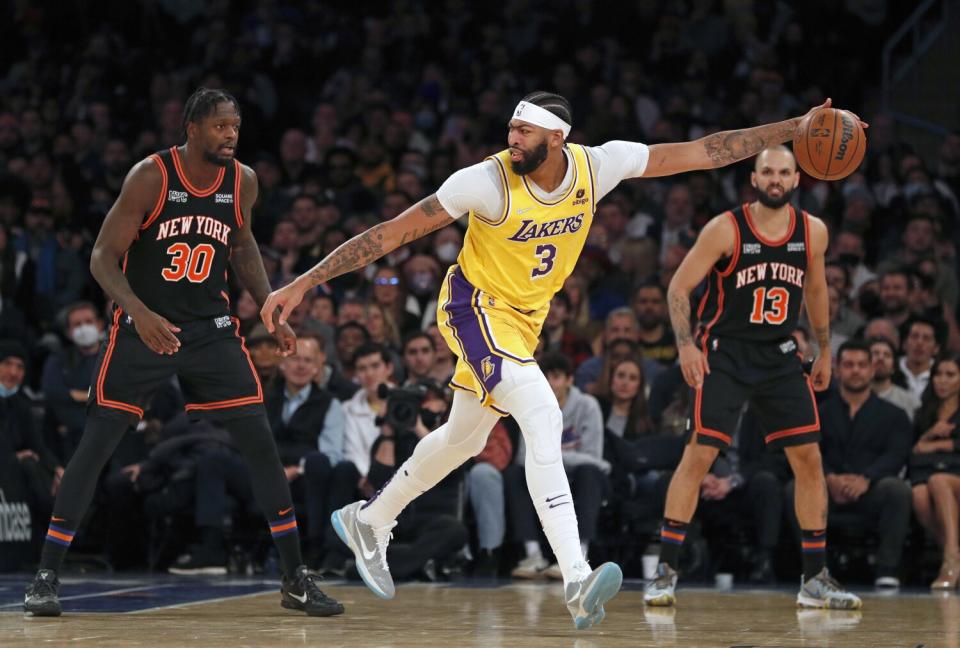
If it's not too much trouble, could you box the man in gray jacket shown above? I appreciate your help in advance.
[507,353,610,579]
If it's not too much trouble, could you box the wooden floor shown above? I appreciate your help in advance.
[3,579,959,647]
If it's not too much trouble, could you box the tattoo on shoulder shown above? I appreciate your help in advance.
[420,195,443,218]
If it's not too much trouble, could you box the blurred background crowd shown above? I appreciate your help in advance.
[2,0,960,588]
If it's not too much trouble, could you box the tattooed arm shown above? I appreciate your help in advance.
[667,214,736,388]
[803,215,832,391]
[260,194,454,331]
[641,99,848,178]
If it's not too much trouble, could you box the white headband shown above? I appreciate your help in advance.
[512,101,571,138]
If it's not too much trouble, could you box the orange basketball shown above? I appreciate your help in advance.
[793,107,866,181]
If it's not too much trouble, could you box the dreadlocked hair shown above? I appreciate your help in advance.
[182,87,240,137]
[521,91,573,128]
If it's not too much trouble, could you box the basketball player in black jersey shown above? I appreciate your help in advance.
[24,88,343,618]
[644,146,862,609]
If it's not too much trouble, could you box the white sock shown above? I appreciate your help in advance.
[524,541,543,560]
[360,392,499,529]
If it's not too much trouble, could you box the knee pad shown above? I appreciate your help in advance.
[492,362,563,467]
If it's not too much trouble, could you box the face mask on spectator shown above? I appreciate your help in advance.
[71,323,101,348]
[0,383,19,397]
[435,242,459,263]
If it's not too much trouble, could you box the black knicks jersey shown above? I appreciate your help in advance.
[122,147,242,323]
[696,204,810,344]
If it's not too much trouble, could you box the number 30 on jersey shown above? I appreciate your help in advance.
[162,243,215,283]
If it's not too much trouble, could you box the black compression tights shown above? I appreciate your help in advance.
[40,413,302,577]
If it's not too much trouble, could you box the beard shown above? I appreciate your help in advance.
[843,379,871,393]
[509,141,548,175]
[757,185,795,209]
[204,148,233,167]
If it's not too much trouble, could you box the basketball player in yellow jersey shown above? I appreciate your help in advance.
[262,91,840,629]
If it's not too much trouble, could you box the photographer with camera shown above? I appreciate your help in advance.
[364,381,467,581]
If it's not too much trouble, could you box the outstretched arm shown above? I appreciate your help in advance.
[642,98,866,178]
[260,194,454,331]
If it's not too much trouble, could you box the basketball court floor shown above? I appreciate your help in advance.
[1,574,955,646]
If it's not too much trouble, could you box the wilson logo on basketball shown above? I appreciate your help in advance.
[835,116,854,161]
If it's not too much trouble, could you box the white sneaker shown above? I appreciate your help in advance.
[511,555,549,579]
[643,562,678,607]
[564,561,623,630]
[331,500,397,599]
[797,568,862,609]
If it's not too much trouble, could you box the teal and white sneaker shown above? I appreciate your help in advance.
[643,562,678,607]
[797,568,862,609]
[564,561,623,630]
[331,500,397,599]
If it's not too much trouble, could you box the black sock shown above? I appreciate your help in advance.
[40,416,130,572]
[801,529,827,580]
[223,414,303,578]
[658,519,688,570]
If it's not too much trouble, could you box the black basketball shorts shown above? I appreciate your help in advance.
[690,335,820,450]
[88,312,264,423]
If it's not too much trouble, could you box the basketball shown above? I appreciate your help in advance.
[793,107,866,180]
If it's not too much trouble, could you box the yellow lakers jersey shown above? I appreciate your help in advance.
[456,144,596,312]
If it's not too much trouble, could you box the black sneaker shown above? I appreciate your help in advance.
[24,569,62,617]
[281,565,345,616]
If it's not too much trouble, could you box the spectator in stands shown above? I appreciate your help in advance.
[831,229,876,295]
[862,317,901,350]
[879,214,958,312]
[869,337,920,421]
[0,340,62,525]
[878,269,913,330]
[334,322,371,383]
[824,261,865,339]
[14,198,86,329]
[370,266,420,334]
[789,340,912,588]
[909,354,960,590]
[365,301,401,352]
[539,290,592,369]
[900,318,940,400]
[401,332,436,385]
[41,301,105,463]
[507,354,609,579]
[401,254,441,332]
[576,306,661,393]
[631,283,677,367]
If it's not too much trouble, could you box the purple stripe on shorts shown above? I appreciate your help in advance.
[443,268,503,395]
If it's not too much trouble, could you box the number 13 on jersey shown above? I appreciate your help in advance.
[750,287,789,324]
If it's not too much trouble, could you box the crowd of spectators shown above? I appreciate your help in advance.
[2,1,960,586]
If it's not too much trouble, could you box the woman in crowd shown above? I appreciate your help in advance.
[910,354,960,589]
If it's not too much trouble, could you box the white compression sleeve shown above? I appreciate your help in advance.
[492,362,586,584]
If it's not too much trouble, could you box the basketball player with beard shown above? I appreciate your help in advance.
[645,146,862,609]
[262,94,846,628]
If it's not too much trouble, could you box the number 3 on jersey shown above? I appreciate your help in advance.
[531,244,556,278]
[750,287,789,324]
[162,242,215,283]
